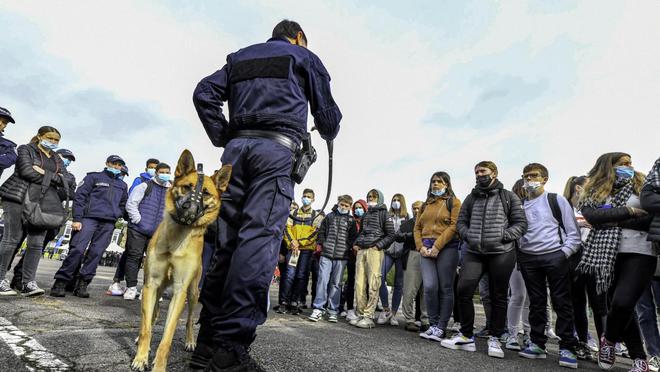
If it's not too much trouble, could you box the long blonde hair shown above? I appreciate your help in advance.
[580,152,645,204]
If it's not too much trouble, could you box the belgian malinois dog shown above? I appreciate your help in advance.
[131,149,231,372]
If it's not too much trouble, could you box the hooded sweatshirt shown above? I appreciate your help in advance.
[354,189,396,250]
[352,199,368,231]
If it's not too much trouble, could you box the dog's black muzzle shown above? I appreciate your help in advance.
[173,164,206,225]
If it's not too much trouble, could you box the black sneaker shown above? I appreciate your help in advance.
[21,281,45,297]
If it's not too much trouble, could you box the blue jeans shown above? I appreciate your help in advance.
[313,257,346,314]
[282,250,313,304]
[378,253,404,312]
[421,241,459,329]
[636,278,660,357]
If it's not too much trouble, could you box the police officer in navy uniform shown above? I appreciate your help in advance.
[50,155,129,298]
[0,107,18,179]
[192,20,342,371]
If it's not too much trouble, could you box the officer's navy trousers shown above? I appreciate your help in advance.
[54,217,115,282]
[199,137,294,347]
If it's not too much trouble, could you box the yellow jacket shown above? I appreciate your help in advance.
[284,208,324,251]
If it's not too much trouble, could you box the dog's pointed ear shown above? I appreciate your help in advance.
[213,165,232,193]
[175,150,196,179]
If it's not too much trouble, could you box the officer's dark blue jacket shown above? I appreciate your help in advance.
[0,135,18,178]
[193,37,342,146]
[128,181,168,237]
[73,170,128,223]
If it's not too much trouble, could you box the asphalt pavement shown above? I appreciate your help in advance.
[0,258,633,371]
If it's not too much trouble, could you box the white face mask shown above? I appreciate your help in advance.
[391,201,401,210]
[338,207,349,215]
[368,201,377,207]
[524,181,543,191]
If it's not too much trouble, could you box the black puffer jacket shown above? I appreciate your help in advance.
[395,216,416,270]
[317,206,358,260]
[641,184,660,241]
[354,204,395,250]
[0,143,74,204]
[457,180,527,255]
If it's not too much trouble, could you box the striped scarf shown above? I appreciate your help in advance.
[645,157,660,189]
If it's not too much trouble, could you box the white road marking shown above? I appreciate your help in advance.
[0,316,69,371]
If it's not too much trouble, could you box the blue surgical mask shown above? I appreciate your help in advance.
[40,139,58,151]
[158,174,172,183]
[147,168,156,177]
[431,188,446,197]
[62,158,71,168]
[391,201,401,210]
[615,166,634,180]
[301,197,312,206]
[354,208,364,217]
[106,167,122,176]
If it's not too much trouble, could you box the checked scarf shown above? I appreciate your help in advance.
[645,157,660,189]
[577,180,634,294]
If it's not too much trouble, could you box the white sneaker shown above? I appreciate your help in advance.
[308,309,323,322]
[420,326,445,342]
[389,314,399,327]
[376,311,392,325]
[123,287,138,300]
[349,316,362,326]
[346,309,359,321]
[339,311,347,318]
[0,279,18,296]
[505,334,522,351]
[441,333,476,352]
[488,336,505,358]
[107,282,125,296]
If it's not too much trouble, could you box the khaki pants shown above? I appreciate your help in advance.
[355,247,384,319]
[401,250,428,325]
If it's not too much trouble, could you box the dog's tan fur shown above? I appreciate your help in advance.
[131,149,231,372]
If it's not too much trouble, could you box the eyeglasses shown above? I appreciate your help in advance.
[522,173,542,180]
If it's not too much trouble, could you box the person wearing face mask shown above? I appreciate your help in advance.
[308,195,357,322]
[280,188,324,315]
[562,175,608,359]
[0,126,73,296]
[578,152,656,372]
[442,161,527,359]
[514,163,581,369]
[6,149,77,292]
[399,200,430,332]
[414,172,462,343]
[376,193,410,327]
[351,189,396,329]
[50,155,129,298]
[129,158,160,194]
[0,107,18,180]
[340,199,369,321]
[117,163,173,300]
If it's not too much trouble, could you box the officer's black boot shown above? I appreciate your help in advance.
[190,324,215,369]
[204,344,265,372]
[73,278,91,298]
[50,279,67,297]
[65,276,77,292]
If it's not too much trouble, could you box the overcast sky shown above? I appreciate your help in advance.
[1,0,659,210]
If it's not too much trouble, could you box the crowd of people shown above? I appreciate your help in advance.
[274,156,660,372]
[1,106,660,372]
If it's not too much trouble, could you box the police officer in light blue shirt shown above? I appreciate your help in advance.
[191,19,342,371]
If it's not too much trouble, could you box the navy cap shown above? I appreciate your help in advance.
[120,165,129,176]
[0,107,15,123]
[56,148,76,161]
[106,155,125,165]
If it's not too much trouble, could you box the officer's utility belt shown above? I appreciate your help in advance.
[234,129,317,184]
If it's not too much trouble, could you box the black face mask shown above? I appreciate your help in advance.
[173,164,206,225]
[476,175,493,188]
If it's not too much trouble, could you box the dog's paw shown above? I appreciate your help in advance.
[131,356,149,371]
[184,340,196,352]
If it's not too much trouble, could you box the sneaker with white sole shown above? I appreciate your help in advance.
[587,334,599,352]
[327,313,338,323]
[107,282,125,296]
[488,336,504,358]
[356,317,375,329]
[420,326,444,341]
[630,359,651,372]
[349,316,362,326]
[389,316,399,327]
[339,311,347,318]
[598,337,616,370]
[505,334,522,351]
[0,279,17,296]
[440,333,476,352]
[648,356,659,372]
[559,349,578,369]
[519,343,547,359]
[123,286,138,300]
[308,309,323,322]
[346,309,359,322]
[376,311,392,325]
[21,281,45,297]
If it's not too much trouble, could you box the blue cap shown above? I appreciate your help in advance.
[106,155,125,165]
[0,107,15,123]
[56,148,76,161]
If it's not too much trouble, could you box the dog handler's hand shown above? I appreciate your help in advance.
[72,222,82,231]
